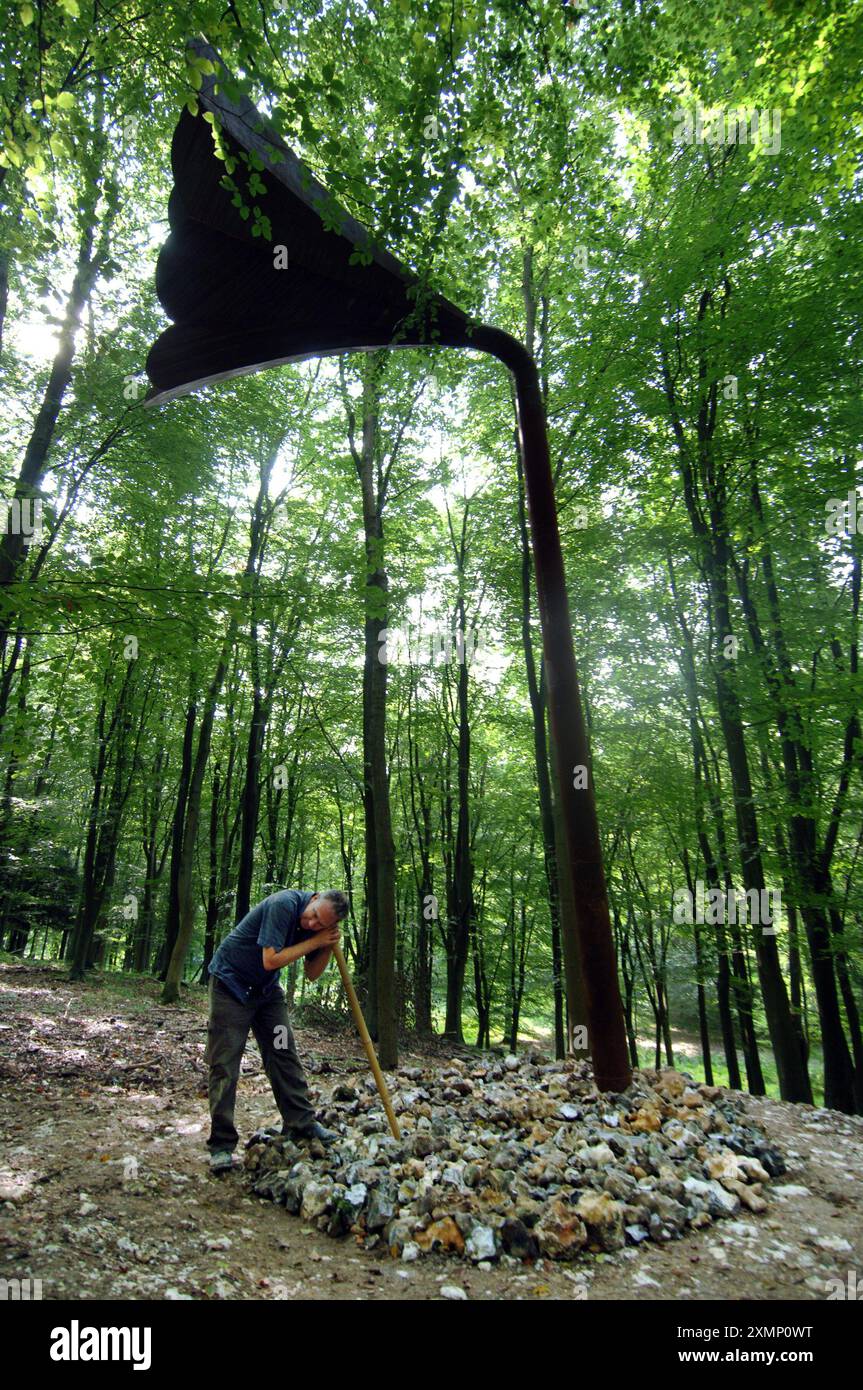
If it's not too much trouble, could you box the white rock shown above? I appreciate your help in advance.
[300,1182,331,1220]
[466,1225,497,1262]
[816,1235,852,1253]
[682,1177,712,1198]
[723,1221,757,1238]
[579,1142,615,1166]
[706,1181,740,1216]
[736,1156,771,1184]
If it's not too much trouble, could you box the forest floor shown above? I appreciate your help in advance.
[1,960,861,1302]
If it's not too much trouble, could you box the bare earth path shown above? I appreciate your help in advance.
[1,963,861,1302]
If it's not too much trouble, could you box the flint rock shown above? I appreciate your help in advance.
[416,1217,465,1254]
[683,1176,740,1218]
[368,1184,398,1231]
[300,1181,333,1221]
[705,1151,769,1188]
[535,1200,588,1259]
[465,1224,497,1262]
[576,1191,625,1251]
[384,1219,415,1255]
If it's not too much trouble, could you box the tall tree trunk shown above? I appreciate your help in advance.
[350,362,398,1065]
[446,586,474,1042]
[662,338,811,1103]
[732,465,856,1111]
[70,660,138,978]
[163,624,236,1004]
[0,87,115,658]
[158,691,196,977]
[201,763,223,980]
[668,557,742,1087]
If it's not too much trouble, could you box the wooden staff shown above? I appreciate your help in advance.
[333,943,401,1140]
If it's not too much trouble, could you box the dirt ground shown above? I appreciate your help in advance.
[1,961,861,1302]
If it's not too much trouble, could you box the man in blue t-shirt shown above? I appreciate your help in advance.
[205,888,349,1172]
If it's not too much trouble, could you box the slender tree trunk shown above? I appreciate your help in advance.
[447,593,474,1042]
[733,469,856,1111]
[352,367,398,1065]
[662,343,811,1103]
[163,625,236,1004]
[158,692,196,977]
[0,90,115,657]
[693,916,714,1084]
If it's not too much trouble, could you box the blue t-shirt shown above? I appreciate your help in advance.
[209,889,316,1004]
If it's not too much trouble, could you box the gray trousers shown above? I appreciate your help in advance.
[204,975,316,1152]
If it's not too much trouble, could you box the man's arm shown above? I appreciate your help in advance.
[304,945,333,983]
[262,936,325,971]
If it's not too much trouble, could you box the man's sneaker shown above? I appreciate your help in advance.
[209,1149,238,1173]
[284,1120,338,1146]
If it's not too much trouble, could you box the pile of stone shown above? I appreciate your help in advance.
[244,1054,785,1264]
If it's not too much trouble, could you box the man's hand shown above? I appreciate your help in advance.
[314,925,340,950]
[305,925,339,983]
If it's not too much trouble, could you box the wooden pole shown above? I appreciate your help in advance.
[333,943,401,1139]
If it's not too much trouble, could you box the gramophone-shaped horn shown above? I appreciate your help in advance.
[143,38,632,1096]
[145,37,474,404]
